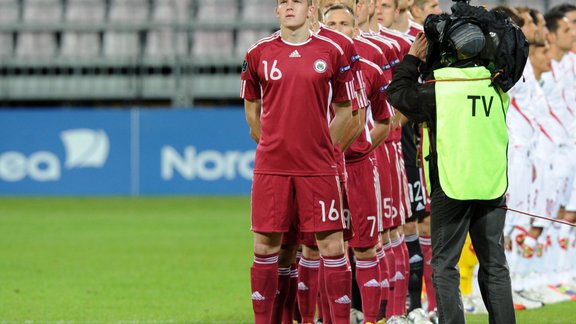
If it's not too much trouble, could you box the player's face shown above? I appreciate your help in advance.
[319,0,338,12]
[398,0,413,11]
[530,43,551,75]
[549,17,575,52]
[566,11,576,51]
[377,0,397,28]
[535,13,549,46]
[325,8,355,38]
[421,0,441,17]
[277,0,313,29]
[520,12,537,44]
[368,0,376,19]
[356,0,370,25]
[565,10,576,30]
[319,0,354,13]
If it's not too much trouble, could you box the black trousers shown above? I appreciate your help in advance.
[430,186,516,324]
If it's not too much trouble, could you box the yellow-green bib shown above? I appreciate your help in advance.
[421,123,431,195]
[434,66,509,200]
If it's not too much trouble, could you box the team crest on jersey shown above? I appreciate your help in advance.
[242,60,248,73]
[314,59,327,73]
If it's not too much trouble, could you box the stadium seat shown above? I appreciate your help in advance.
[16,0,62,58]
[236,29,274,57]
[194,0,238,21]
[145,0,188,57]
[0,0,18,57]
[155,0,191,22]
[61,0,106,57]
[103,0,149,58]
[241,0,277,22]
[190,0,238,58]
[192,31,234,57]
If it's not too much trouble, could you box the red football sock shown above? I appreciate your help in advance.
[322,254,352,324]
[401,235,410,282]
[298,257,320,324]
[391,237,408,316]
[319,261,332,324]
[420,235,436,311]
[272,267,291,324]
[376,247,389,321]
[293,252,302,323]
[384,242,397,319]
[356,255,381,323]
[251,253,279,324]
[282,264,298,324]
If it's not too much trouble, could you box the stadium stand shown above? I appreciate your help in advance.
[0,0,556,106]
[0,0,278,106]
[61,0,106,58]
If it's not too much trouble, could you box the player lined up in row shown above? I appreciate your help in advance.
[241,0,576,324]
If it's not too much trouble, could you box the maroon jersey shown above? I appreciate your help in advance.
[358,32,399,80]
[345,58,391,163]
[354,35,386,69]
[318,24,368,109]
[318,24,368,179]
[241,32,355,176]
[378,27,411,59]
[388,123,403,143]
[406,20,423,39]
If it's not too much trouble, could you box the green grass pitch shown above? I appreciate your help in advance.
[0,197,574,323]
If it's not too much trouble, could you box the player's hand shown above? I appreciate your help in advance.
[504,236,512,251]
[408,32,428,62]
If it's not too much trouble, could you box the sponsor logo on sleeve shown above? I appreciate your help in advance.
[339,65,351,73]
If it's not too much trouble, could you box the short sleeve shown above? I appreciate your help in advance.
[331,50,355,104]
[240,50,262,100]
[370,72,391,122]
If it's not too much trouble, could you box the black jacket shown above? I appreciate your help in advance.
[387,55,440,190]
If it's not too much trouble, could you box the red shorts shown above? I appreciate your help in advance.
[345,156,381,248]
[375,144,394,230]
[299,178,354,246]
[282,221,300,245]
[387,142,404,228]
[252,174,346,234]
[393,141,412,227]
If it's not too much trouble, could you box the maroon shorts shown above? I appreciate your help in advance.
[375,144,394,230]
[251,174,346,234]
[345,156,381,248]
[393,141,412,227]
[386,142,405,228]
[282,221,300,245]
[299,177,354,246]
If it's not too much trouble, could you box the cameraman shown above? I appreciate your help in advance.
[386,19,516,324]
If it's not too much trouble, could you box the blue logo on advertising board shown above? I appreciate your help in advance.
[0,108,255,196]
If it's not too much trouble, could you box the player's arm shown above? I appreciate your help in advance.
[330,100,353,146]
[396,112,410,126]
[370,79,392,151]
[369,118,390,152]
[339,107,363,151]
[244,98,262,144]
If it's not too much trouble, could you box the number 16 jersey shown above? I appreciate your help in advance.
[241,32,355,176]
